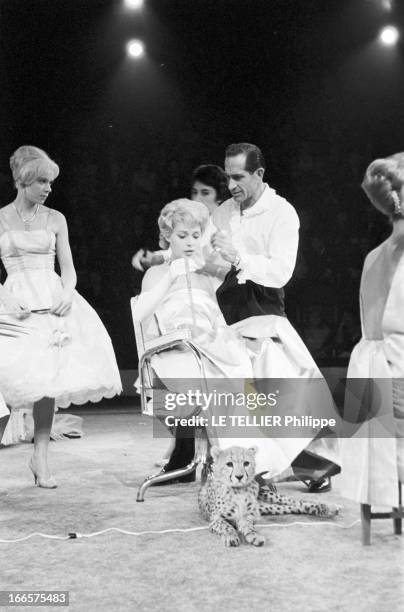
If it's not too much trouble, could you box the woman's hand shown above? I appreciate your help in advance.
[169,257,198,280]
[50,288,74,316]
[1,292,30,319]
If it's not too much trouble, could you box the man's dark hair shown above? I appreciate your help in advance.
[225,143,266,173]
[191,164,230,203]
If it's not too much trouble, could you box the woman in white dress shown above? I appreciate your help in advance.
[133,199,258,481]
[132,167,231,467]
[0,146,122,487]
[340,153,404,507]
[132,199,253,379]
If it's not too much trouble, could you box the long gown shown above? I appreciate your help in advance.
[340,237,404,507]
[141,271,337,477]
[0,209,122,412]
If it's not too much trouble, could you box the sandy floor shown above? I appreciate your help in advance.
[0,403,403,612]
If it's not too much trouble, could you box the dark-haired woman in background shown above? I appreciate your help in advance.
[341,153,404,508]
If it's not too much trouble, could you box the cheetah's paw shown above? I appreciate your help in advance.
[245,531,265,547]
[222,533,240,547]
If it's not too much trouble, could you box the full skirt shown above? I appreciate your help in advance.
[0,269,122,409]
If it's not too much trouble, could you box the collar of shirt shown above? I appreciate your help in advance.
[231,184,276,218]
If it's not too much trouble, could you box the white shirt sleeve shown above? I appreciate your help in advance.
[237,205,300,288]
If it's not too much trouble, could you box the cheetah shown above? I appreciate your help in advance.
[198,445,340,547]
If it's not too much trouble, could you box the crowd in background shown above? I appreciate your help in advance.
[0,133,391,369]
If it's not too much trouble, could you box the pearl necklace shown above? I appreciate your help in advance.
[12,202,40,225]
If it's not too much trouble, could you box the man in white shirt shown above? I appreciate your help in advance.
[210,142,340,492]
[212,143,299,323]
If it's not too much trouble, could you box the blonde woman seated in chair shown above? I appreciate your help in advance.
[132,199,254,481]
[133,198,337,488]
[340,153,404,543]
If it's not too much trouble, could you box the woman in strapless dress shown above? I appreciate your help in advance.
[0,146,122,487]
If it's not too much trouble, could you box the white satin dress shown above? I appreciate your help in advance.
[0,210,122,413]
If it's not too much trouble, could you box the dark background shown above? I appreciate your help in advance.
[1,0,403,367]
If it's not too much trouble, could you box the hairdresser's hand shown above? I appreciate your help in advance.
[169,257,198,280]
[131,249,156,271]
[0,292,30,320]
[210,230,238,263]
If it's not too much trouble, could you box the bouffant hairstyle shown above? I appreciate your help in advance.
[10,145,59,188]
[191,164,230,204]
[362,153,404,219]
[158,198,209,249]
[225,142,266,173]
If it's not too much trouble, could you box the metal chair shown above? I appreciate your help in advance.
[130,296,211,501]
[360,481,403,545]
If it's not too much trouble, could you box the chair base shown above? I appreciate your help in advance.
[360,481,403,545]
[136,425,210,502]
[136,460,199,502]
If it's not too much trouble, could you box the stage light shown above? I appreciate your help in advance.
[126,39,145,59]
[123,0,144,9]
[379,25,400,46]
[381,0,393,11]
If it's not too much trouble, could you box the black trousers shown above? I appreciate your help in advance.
[291,450,340,481]
[164,424,195,471]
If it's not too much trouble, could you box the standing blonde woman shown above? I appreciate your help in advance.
[0,146,122,487]
[341,152,404,507]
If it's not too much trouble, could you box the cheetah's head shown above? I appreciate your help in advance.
[210,446,257,488]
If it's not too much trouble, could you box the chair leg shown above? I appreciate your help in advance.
[136,424,210,501]
[361,503,371,545]
[393,514,402,535]
[136,460,198,502]
[394,481,403,535]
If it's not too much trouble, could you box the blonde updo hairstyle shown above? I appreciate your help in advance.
[158,198,209,249]
[362,153,404,219]
[10,145,59,188]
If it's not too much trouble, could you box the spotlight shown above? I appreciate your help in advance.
[126,39,145,59]
[123,0,144,9]
[379,25,400,46]
[381,0,392,11]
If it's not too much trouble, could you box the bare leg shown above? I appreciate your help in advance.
[0,414,10,448]
[361,504,371,545]
[31,398,56,487]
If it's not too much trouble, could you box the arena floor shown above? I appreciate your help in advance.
[0,400,403,612]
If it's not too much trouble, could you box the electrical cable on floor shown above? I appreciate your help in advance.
[0,519,360,543]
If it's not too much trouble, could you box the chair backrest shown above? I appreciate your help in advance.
[130,296,162,392]
[130,295,208,417]
[130,296,161,360]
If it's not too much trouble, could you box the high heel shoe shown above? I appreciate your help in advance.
[29,458,57,489]
[300,476,332,493]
